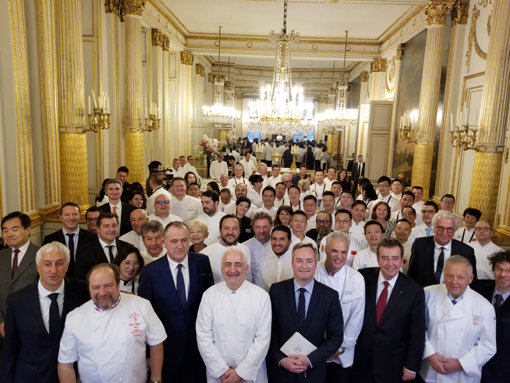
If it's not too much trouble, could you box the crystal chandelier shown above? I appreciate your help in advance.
[248,0,314,135]
[317,31,358,130]
[202,26,241,126]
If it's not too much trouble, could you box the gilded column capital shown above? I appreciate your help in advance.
[123,0,145,16]
[396,44,405,60]
[451,0,469,26]
[180,51,194,65]
[208,73,215,83]
[162,35,170,51]
[371,58,387,73]
[196,63,205,76]
[360,71,369,82]
[425,0,454,26]
[104,0,119,14]
[151,29,164,48]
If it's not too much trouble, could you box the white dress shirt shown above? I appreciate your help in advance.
[38,280,65,333]
[167,255,190,299]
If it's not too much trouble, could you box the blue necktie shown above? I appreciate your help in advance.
[426,227,433,236]
[176,264,186,306]
[297,288,306,326]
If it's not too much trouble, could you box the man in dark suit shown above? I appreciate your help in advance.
[350,155,365,188]
[116,166,131,203]
[475,250,510,383]
[42,202,96,278]
[352,239,425,383]
[267,242,343,382]
[99,178,136,236]
[138,221,214,383]
[4,242,88,383]
[0,212,39,371]
[407,211,477,287]
[74,213,130,280]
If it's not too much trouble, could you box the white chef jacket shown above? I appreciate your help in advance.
[210,160,229,180]
[260,247,293,292]
[196,281,271,383]
[420,284,496,383]
[170,195,202,224]
[197,211,226,246]
[315,263,365,367]
[469,240,502,280]
[352,247,378,271]
[319,234,362,266]
[242,237,272,287]
[58,293,167,383]
[201,242,252,283]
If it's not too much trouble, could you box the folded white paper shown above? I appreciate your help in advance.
[280,332,317,356]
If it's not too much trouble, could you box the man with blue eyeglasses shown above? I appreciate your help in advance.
[407,211,477,287]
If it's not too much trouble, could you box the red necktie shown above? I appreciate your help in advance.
[12,249,20,277]
[376,281,389,325]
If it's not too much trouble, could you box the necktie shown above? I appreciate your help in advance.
[48,293,60,338]
[176,264,186,306]
[494,294,503,310]
[106,245,114,262]
[297,287,306,326]
[12,249,20,277]
[112,205,117,216]
[66,233,75,261]
[434,247,445,283]
[451,299,457,305]
[426,227,433,237]
[376,281,389,326]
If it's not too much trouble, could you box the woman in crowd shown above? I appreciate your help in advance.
[128,190,147,209]
[274,205,292,227]
[206,181,221,194]
[298,179,311,197]
[113,245,144,295]
[336,168,351,192]
[189,220,209,253]
[371,201,396,238]
[359,180,377,205]
[235,196,254,242]
[184,171,198,186]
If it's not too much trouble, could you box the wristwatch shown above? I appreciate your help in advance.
[338,347,346,355]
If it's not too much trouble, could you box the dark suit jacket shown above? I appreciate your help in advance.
[42,228,96,278]
[138,253,214,383]
[352,268,425,383]
[475,281,510,383]
[351,161,365,182]
[74,238,131,280]
[407,236,477,287]
[0,243,39,324]
[267,278,343,383]
[3,278,89,383]
[99,202,136,236]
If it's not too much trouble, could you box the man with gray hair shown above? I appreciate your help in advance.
[196,247,271,383]
[141,221,166,265]
[420,255,496,383]
[408,211,477,287]
[119,208,149,252]
[314,232,365,383]
[4,242,88,383]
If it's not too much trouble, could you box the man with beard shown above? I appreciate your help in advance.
[58,264,166,383]
[201,215,251,283]
[243,212,273,285]
[260,225,294,291]
[196,191,226,246]
[306,211,333,249]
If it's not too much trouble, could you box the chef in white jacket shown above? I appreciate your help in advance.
[420,255,496,383]
[196,247,271,383]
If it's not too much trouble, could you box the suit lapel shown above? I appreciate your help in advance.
[366,269,379,324]
[12,243,36,284]
[187,255,198,308]
[287,280,300,329]
[158,257,183,307]
[381,273,405,324]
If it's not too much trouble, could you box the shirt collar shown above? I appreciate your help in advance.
[13,241,31,253]
[294,279,315,294]
[38,279,65,298]
[62,227,80,236]
[377,270,399,288]
[98,237,115,248]
[434,239,452,251]
[167,254,189,271]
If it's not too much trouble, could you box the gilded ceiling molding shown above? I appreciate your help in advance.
[360,71,369,82]
[195,63,205,76]
[451,0,469,26]
[123,0,145,16]
[207,73,214,83]
[425,0,454,26]
[371,58,387,72]
[162,35,170,51]
[385,57,396,93]
[180,51,193,65]
[396,44,404,60]
[151,28,163,47]
[104,0,119,15]
[466,4,490,72]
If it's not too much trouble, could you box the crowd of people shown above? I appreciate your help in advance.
[0,138,508,383]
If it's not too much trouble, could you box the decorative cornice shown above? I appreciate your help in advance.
[123,0,145,17]
[396,44,405,60]
[104,0,119,14]
[360,71,369,82]
[151,29,164,48]
[371,58,387,73]
[425,0,454,26]
[451,0,469,26]
[207,73,214,83]
[162,35,170,51]
[180,51,193,65]
[195,63,205,76]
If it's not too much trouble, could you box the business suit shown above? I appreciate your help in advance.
[267,278,344,383]
[407,236,477,287]
[99,202,136,236]
[3,278,89,383]
[138,252,214,383]
[351,268,425,383]
[351,161,365,182]
[475,281,510,383]
[74,238,131,280]
[42,228,96,278]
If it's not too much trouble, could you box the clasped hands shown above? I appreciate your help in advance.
[428,353,462,375]
[281,354,310,374]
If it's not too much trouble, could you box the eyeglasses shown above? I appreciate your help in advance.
[377,183,390,188]
[435,226,455,233]
[86,217,98,222]
[474,227,491,232]
[316,220,331,225]
[402,212,415,216]
[155,200,170,204]
[335,219,350,224]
